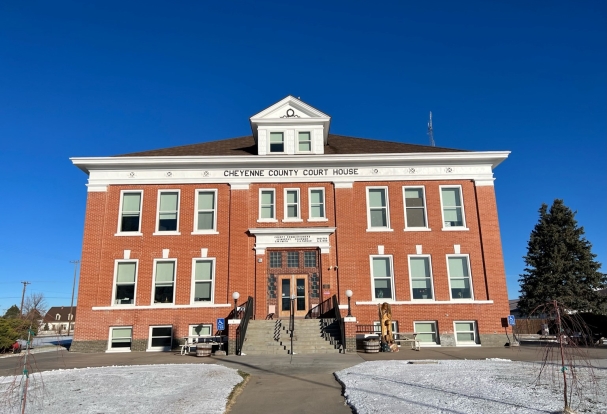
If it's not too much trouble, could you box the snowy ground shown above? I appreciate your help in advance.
[0,364,243,414]
[335,359,607,414]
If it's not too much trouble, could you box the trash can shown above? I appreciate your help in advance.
[363,339,380,353]
[196,343,212,357]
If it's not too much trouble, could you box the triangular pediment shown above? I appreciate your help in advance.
[250,95,330,121]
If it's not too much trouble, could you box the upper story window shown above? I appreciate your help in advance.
[370,255,394,300]
[192,259,214,303]
[195,190,217,232]
[367,187,391,230]
[153,260,176,304]
[404,187,428,229]
[114,261,137,305]
[440,186,466,229]
[269,132,284,153]
[156,191,179,233]
[118,191,142,233]
[308,188,326,220]
[297,131,311,152]
[269,251,282,268]
[447,255,473,300]
[55,314,61,321]
[259,189,276,221]
[284,189,300,220]
[409,256,434,300]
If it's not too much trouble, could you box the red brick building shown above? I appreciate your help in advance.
[71,96,510,353]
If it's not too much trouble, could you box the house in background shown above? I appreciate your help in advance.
[43,306,76,333]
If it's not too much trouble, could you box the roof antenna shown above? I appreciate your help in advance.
[427,111,435,147]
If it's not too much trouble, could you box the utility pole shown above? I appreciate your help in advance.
[67,260,80,336]
[19,281,30,318]
[428,111,435,147]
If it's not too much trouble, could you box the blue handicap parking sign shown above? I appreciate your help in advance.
[216,318,225,331]
[507,315,516,326]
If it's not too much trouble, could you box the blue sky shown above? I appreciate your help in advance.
[0,1,605,314]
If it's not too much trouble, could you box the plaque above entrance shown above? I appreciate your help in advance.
[248,227,336,254]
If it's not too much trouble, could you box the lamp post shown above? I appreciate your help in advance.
[232,291,240,319]
[345,289,353,317]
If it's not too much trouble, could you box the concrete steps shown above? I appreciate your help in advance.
[241,319,343,355]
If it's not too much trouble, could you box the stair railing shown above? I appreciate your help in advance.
[289,296,295,355]
[332,295,345,352]
[235,296,254,355]
[304,296,336,319]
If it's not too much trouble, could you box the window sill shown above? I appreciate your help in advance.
[366,228,394,232]
[105,349,131,353]
[308,218,329,222]
[191,231,219,235]
[404,228,431,232]
[152,231,181,236]
[282,219,303,223]
[146,348,170,352]
[111,304,136,308]
[355,300,493,305]
[114,232,143,237]
[455,343,481,347]
[257,219,278,223]
[441,227,469,231]
[92,303,233,310]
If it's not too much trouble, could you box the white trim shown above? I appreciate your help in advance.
[446,254,474,301]
[308,187,326,220]
[355,300,493,305]
[439,185,467,230]
[283,188,301,221]
[295,130,313,154]
[413,321,439,345]
[193,188,218,233]
[147,325,173,352]
[116,190,143,234]
[258,188,276,221]
[370,255,395,301]
[189,323,213,337]
[107,326,132,352]
[155,189,181,234]
[454,320,480,346]
[229,183,250,190]
[403,186,430,230]
[366,186,392,231]
[248,227,336,254]
[111,259,139,307]
[408,255,435,301]
[151,258,177,305]
[190,257,216,304]
[93,303,232,310]
[268,131,285,154]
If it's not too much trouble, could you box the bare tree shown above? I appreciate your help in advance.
[22,293,47,322]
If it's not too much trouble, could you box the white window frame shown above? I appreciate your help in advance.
[414,321,439,345]
[283,188,302,222]
[147,325,173,352]
[193,189,218,234]
[296,130,312,153]
[116,190,143,235]
[112,259,139,306]
[366,187,392,231]
[308,188,327,221]
[373,320,398,334]
[446,254,474,300]
[370,255,395,301]
[258,188,277,222]
[453,321,479,346]
[190,258,216,304]
[189,323,213,337]
[154,189,181,235]
[268,131,285,154]
[439,185,468,230]
[403,186,430,231]
[408,255,435,301]
[151,259,177,306]
[55,314,60,321]
[107,326,132,353]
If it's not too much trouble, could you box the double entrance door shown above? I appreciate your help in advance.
[278,274,308,318]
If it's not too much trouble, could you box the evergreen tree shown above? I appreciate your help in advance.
[518,199,606,316]
[3,305,20,319]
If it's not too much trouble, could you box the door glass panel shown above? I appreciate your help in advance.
[296,278,305,311]
[281,279,291,311]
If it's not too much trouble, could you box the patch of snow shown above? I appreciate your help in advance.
[0,364,242,414]
[336,360,607,414]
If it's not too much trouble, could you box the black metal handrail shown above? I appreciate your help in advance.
[289,297,295,355]
[333,295,346,352]
[235,296,254,355]
[304,296,337,319]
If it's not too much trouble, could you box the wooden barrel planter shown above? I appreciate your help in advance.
[363,339,380,353]
[196,343,212,357]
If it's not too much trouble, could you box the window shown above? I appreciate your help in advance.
[298,131,311,152]
[269,252,282,268]
[373,320,398,334]
[409,256,433,300]
[414,322,438,344]
[287,251,299,268]
[284,189,300,220]
[309,188,325,219]
[148,326,172,351]
[189,324,213,337]
[454,321,478,345]
[447,256,473,299]
[404,187,428,228]
[55,314,60,321]
[367,188,390,229]
[259,189,275,220]
[304,251,316,268]
[109,327,132,351]
[441,186,466,228]
[153,261,175,304]
[371,256,394,300]
[114,261,137,305]
[192,259,214,302]
[119,191,142,233]
[195,190,217,232]
[157,191,179,232]
[269,132,284,153]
